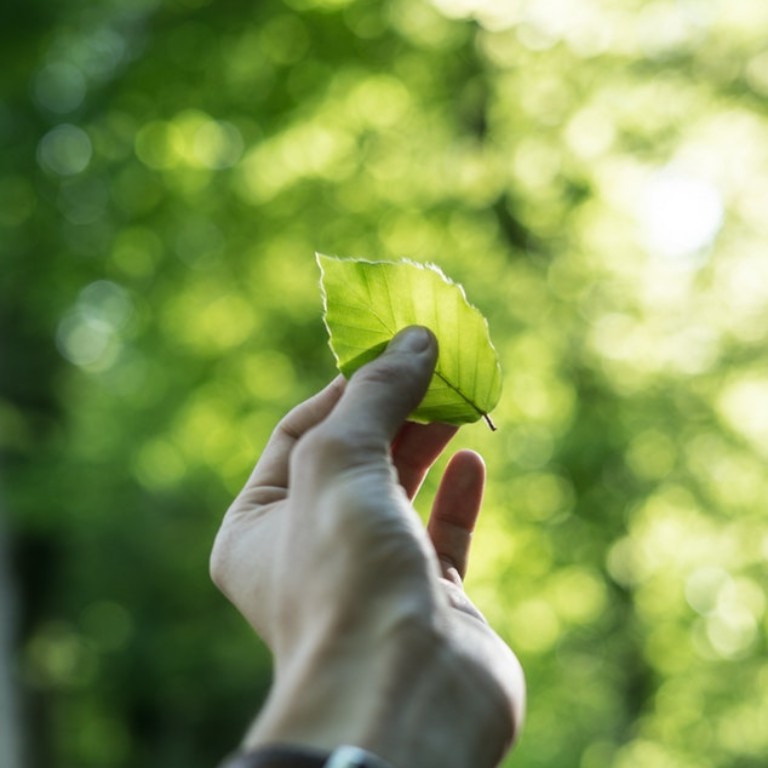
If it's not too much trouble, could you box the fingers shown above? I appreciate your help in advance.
[239,326,436,506]
[241,376,346,502]
[322,327,438,447]
[392,421,458,499]
[427,450,485,581]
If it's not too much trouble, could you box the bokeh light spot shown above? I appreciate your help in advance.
[135,120,184,170]
[133,438,187,490]
[508,472,573,522]
[706,607,758,658]
[430,0,518,31]
[685,566,731,615]
[548,567,607,624]
[163,286,259,354]
[746,49,768,95]
[56,315,119,371]
[260,14,310,64]
[110,227,163,279]
[33,62,87,113]
[510,598,561,654]
[56,281,132,372]
[626,429,676,481]
[192,119,243,169]
[640,170,724,261]
[24,622,96,689]
[717,374,768,457]
[37,124,92,176]
[240,351,296,401]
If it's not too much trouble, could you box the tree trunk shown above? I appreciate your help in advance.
[0,493,23,768]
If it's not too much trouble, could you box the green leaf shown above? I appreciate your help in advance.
[318,253,502,428]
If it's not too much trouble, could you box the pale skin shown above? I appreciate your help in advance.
[210,326,525,768]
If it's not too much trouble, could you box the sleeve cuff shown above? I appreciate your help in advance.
[219,744,395,768]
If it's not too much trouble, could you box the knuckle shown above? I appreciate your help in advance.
[292,424,379,477]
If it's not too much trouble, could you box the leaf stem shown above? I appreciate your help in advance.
[483,413,497,431]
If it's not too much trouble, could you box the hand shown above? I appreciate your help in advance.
[210,327,525,768]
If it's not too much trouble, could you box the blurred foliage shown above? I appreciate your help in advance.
[1,0,767,766]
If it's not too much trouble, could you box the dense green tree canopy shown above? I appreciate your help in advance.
[2,0,767,767]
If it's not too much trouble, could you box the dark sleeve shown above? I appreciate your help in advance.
[218,746,328,768]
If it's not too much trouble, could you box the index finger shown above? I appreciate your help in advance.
[239,376,346,505]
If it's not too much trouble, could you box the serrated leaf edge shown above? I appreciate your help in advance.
[317,253,502,425]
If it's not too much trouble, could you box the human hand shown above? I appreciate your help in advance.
[210,327,525,768]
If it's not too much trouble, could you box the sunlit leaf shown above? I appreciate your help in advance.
[318,253,502,428]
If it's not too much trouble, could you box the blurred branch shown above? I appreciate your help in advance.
[492,192,539,257]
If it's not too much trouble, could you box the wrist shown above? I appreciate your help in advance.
[244,615,516,768]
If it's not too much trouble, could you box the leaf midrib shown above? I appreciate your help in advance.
[356,300,488,419]
[339,304,488,418]
[433,368,486,419]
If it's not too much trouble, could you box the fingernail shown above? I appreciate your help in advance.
[390,326,433,354]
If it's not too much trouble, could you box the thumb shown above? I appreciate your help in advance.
[324,326,438,445]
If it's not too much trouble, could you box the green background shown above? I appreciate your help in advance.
[2,0,767,766]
